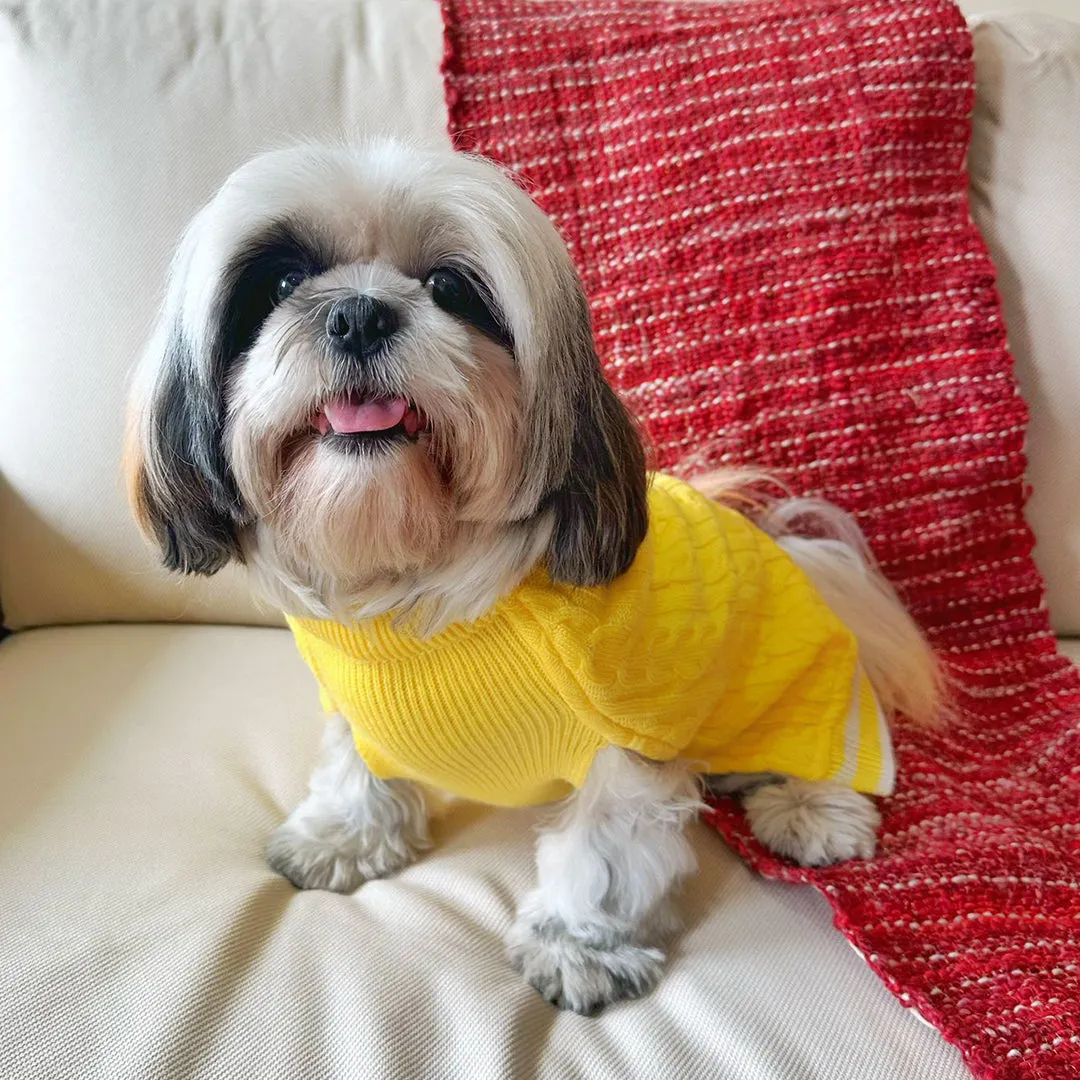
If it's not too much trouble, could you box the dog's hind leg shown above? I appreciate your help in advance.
[705,771,881,867]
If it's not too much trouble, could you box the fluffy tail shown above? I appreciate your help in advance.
[689,470,943,727]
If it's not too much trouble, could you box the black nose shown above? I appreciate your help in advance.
[325,295,398,357]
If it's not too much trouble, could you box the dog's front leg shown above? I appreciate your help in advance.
[266,715,430,892]
[507,747,701,1014]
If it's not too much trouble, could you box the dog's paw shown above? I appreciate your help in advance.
[507,915,664,1015]
[743,778,880,867]
[265,816,415,893]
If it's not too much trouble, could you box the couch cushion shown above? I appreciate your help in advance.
[0,624,968,1079]
[969,14,1080,633]
[0,0,449,629]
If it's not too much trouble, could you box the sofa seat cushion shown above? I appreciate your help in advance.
[0,624,968,1079]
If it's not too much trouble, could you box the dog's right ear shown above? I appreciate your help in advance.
[125,319,245,576]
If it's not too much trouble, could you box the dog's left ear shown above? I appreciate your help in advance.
[543,354,649,588]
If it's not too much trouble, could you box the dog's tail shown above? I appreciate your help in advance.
[689,470,944,727]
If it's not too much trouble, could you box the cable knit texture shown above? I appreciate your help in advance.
[440,1,1080,1077]
[288,474,890,807]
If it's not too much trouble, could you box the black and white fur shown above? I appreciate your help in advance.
[127,140,940,1015]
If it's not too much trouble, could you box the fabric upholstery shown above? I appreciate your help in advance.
[968,14,1080,634]
[961,1,1080,18]
[0,624,969,1080]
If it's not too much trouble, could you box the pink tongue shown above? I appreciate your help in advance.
[322,396,409,434]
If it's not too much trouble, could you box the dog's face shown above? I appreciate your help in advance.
[127,141,646,624]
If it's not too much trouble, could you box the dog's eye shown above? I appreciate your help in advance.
[274,270,307,303]
[427,267,475,312]
[425,266,513,351]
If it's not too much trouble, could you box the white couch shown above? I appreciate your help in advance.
[2,3,1079,1077]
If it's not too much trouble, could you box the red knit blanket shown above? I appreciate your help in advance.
[441,1,1080,1077]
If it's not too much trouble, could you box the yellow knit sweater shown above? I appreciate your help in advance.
[287,473,894,807]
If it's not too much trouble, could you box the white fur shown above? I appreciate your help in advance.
[742,778,881,866]
[689,472,941,870]
[266,714,430,892]
[507,748,702,1014]
[766,500,942,728]
[131,140,612,632]
[690,471,943,729]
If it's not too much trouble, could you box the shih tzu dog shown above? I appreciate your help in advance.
[126,139,940,1015]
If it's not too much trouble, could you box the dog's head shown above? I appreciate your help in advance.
[126,141,646,626]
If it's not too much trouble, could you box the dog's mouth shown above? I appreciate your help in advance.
[313,394,429,450]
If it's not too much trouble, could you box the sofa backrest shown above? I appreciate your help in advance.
[2,1,1079,633]
[968,13,1080,635]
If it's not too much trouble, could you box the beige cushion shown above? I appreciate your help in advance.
[962,0,1080,18]
[0,0,449,629]
[969,14,1080,633]
[0,624,969,1079]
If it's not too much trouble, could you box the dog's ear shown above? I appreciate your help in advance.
[544,369,648,586]
[126,321,245,576]
[510,253,647,587]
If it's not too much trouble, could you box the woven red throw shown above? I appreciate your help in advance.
[441,1,1080,1077]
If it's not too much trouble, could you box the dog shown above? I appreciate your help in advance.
[126,139,941,1015]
